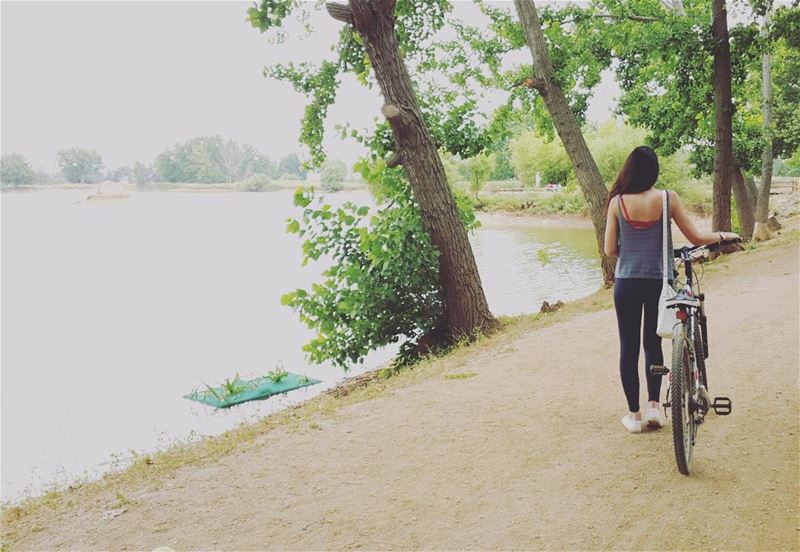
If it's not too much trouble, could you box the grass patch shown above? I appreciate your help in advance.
[445,372,478,380]
[472,179,713,217]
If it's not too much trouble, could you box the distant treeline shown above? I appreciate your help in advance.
[3,129,799,191]
[0,136,312,187]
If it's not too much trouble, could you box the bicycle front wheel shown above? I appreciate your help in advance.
[693,317,708,391]
[671,329,695,475]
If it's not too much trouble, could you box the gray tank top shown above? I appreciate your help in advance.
[614,191,674,284]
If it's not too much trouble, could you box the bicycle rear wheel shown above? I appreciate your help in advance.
[671,328,695,475]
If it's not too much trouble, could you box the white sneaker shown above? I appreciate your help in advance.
[646,406,667,429]
[621,413,642,433]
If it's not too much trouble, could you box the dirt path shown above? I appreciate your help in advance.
[5,239,799,551]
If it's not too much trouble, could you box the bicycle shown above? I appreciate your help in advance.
[649,238,740,475]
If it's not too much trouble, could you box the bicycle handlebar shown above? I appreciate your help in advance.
[673,238,742,258]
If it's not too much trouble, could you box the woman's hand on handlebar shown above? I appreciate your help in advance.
[718,231,741,243]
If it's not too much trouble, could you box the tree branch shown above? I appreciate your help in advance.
[381,103,415,140]
[594,14,661,22]
[381,103,402,119]
[326,2,353,25]
[510,76,547,91]
[386,153,402,168]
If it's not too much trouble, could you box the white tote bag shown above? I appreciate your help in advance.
[656,190,679,338]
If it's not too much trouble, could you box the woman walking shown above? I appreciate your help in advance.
[603,146,739,433]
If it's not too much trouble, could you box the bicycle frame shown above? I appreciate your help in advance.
[670,248,709,437]
[654,240,735,475]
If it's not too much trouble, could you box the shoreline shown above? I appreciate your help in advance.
[0,281,616,514]
[3,216,797,515]
[3,220,798,548]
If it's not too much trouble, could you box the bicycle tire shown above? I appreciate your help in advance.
[693,317,708,391]
[671,329,694,475]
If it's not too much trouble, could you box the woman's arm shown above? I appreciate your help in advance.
[604,199,619,256]
[670,191,739,245]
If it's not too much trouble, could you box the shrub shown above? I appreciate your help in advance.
[509,131,572,187]
[320,159,347,192]
[239,173,274,192]
[281,161,479,369]
[0,154,36,187]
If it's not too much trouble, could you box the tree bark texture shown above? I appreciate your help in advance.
[744,172,758,210]
[732,163,755,240]
[755,6,774,241]
[326,0,498,339]
[512,0,615,286]
[711,0,734,232]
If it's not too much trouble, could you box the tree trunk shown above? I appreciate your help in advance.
[711,0,734,233]
[512,0,615,286]
[732,163,755,240]
[326,0,498,340]
[754,5,774,241]
[744,172,759,210]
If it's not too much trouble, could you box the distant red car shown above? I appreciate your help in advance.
[544,183,559,192]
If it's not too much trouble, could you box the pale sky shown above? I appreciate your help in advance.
[1,1,619,173]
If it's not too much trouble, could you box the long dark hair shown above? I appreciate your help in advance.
[606,146,659,209]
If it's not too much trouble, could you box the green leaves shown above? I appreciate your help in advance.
[280,163,478,370]
[286,218,300,234]
[56,148,103,184]
[0,153,36,187]
[247,0,299,32]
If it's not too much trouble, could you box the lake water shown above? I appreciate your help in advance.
[0,189,600,503]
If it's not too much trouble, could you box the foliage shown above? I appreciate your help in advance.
[155,136,273,184]
[0,153,36,187]
[585,120,692,188]
[537,188,588,215]
[248,0,504,168]
[131,162,157,186]
[57,148,103,183]
[278,153,308,180]
[34,168,56,185]
[319,159,347,192]
[509,131,572,187]
[266,361,289,382]
[769,6,800,162]
[250,0,493,369]
[777,150,800,176]
[239,172,274,192]
[576,0,795,177]
[281,161,480,369]
[465,153,494,200]
[107,165,131,182]
[489,144,516,180]
[584,121,647,184]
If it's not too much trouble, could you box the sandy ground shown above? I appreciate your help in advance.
[4,238,799,550]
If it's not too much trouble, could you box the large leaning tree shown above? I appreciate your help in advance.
[423,0,619,285]
[248,0,499,360]
[512,0,616,285]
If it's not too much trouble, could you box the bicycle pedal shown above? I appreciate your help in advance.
[649,364,669,376]
[712,396,732,415]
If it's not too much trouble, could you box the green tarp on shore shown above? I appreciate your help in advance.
[184,373,321,409]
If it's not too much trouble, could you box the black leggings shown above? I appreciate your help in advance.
[613,278,664,412]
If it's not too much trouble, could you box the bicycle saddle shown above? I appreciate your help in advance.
[666,290,700,308]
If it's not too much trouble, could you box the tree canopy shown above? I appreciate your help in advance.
[57,148,103,183]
